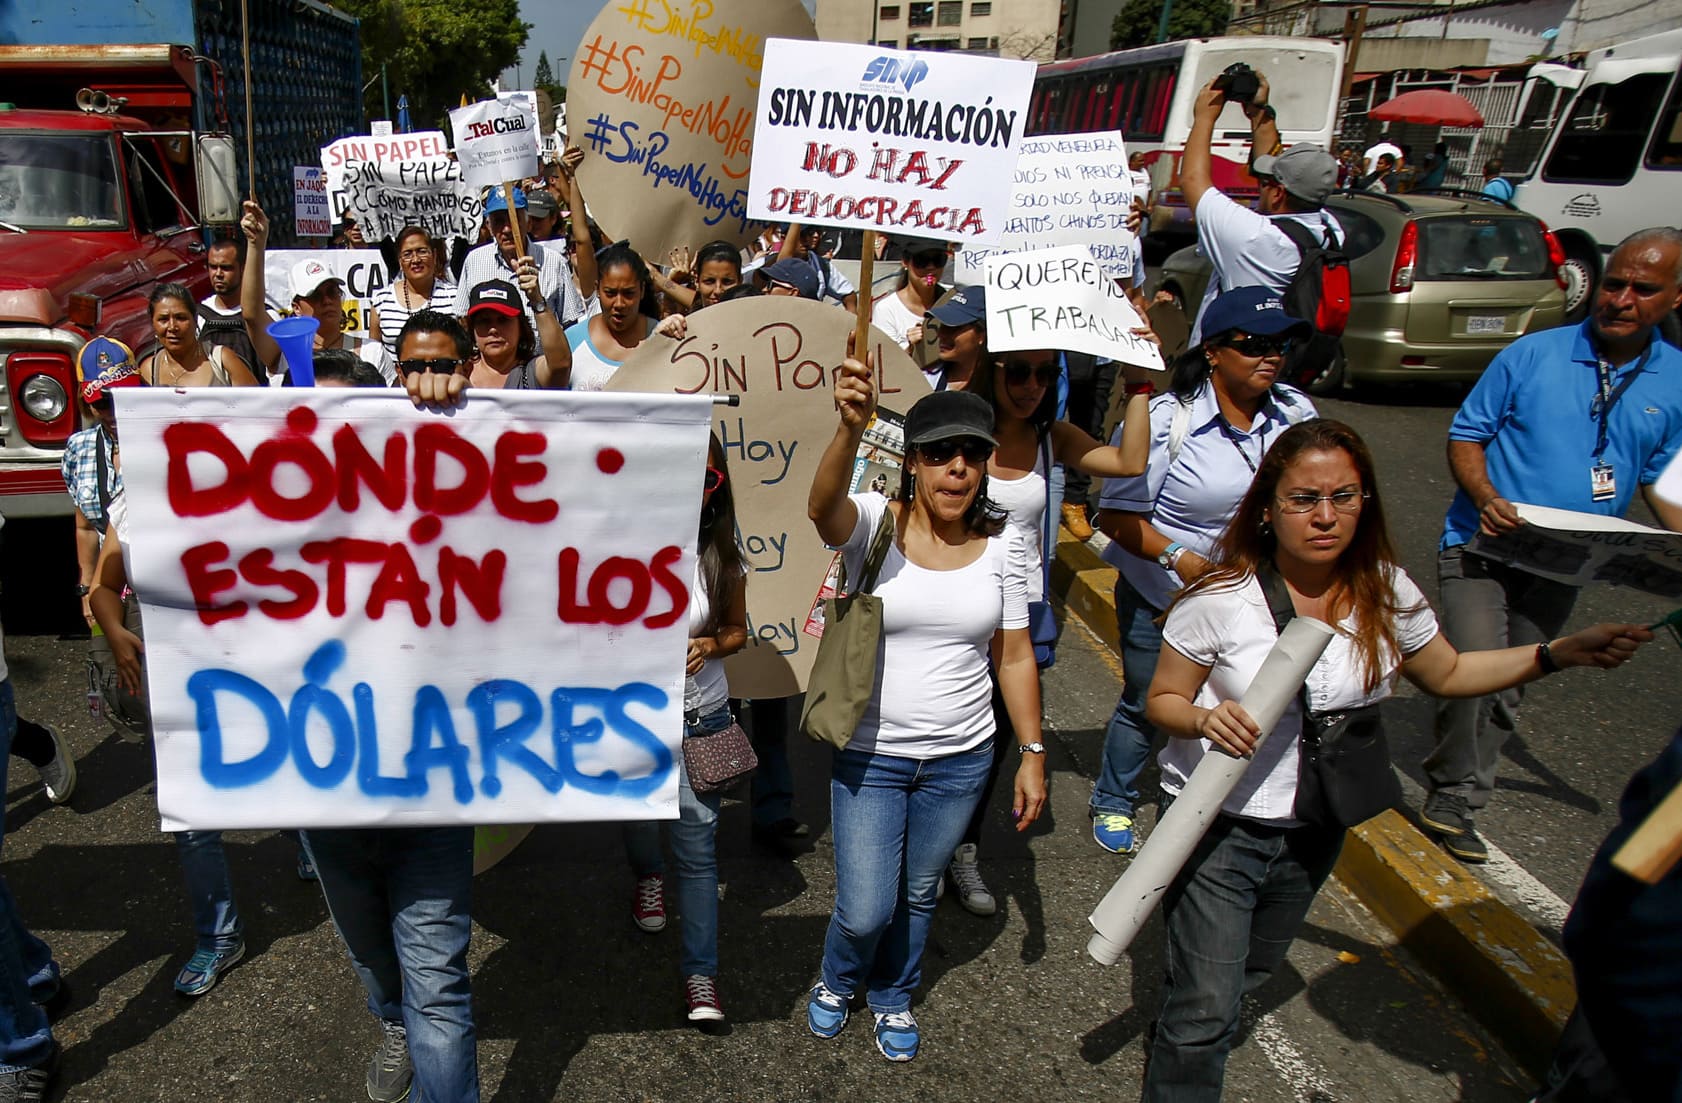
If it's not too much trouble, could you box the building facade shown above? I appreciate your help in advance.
[814,0,1065,61]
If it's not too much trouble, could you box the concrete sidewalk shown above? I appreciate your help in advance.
[1049,528,1573,1077]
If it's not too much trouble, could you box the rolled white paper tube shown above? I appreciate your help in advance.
[1087,615,1336,964]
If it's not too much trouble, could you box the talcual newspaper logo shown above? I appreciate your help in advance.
[861,55,930,93]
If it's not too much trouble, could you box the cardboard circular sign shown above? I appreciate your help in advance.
[569,0,815,263]
[609,297,930,699]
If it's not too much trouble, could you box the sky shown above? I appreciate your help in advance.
[499,0,818,89]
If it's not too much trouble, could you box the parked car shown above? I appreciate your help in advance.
[1146,189,1568,394]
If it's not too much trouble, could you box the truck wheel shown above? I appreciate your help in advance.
[1304,346,1347,397]
[1560,243,1598,324]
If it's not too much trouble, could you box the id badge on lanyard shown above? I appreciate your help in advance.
[1591,462,1616,502]
[1590,351,1647,503]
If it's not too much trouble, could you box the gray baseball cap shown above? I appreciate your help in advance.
[1252,143,1338,205]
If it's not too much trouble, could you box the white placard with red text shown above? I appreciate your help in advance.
[747,39,1034,243]
[114,388,713,830]
[449,99,542,192]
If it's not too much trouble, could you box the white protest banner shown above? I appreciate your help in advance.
[748,39,1035,244]
[371,120,394,137]
[1468,503,1682,599]
[569,0,814,262]
[293,166,331,237]
[113,388,714,830]
[984,245,1165,371]
[953,132,1136,284]
[609,297,928,699]
[342,159,483,243]
[321,131,450,221]
[263,249,388,338]
[449,99,541,193]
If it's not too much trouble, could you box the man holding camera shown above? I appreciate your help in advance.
[1178,68,1342,346]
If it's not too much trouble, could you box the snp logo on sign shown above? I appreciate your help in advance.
[861,55,930,92]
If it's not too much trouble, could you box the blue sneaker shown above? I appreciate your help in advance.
[174,941,245,997]
[807,982,849,1038]
[1092,814,1137,854]
[873,1010,920,1061]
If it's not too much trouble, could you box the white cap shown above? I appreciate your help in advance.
[289,258,343,301]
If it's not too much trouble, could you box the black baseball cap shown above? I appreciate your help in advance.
[905,390,997,449]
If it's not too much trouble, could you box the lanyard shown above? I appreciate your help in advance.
[1592,345,1650,461]
[1218,417,1266,474]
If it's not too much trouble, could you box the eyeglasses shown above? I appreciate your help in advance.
[1221,334,1292,359]
[916,437,993,466]
[400,248,433,260]
[909,251,947,268]
[1004,361,1059,388]
[704,466,725,493]
[1276,490,1369,514]
[397,357,465,376]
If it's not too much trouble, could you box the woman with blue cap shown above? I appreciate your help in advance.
[1087,286,1318,856]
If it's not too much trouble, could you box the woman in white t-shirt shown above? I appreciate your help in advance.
[621,433,748,1027]
[566,243,659,391]
[869,238,949,353]
[933,344,1154,915]
[1140,419,1650,1102]
[804,361,1045,1063]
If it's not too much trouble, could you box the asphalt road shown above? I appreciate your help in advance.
[0,534,1535,1101]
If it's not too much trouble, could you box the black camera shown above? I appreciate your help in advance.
[1212,62,1261,105]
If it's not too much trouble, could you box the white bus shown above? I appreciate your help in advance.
[1027,36,1345,239]
[1517,29,1682,321]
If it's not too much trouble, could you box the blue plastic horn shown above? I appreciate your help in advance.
[267,315,321,387]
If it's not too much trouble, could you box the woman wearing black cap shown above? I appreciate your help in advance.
[870,238,950,354]
[803,346,1045,1063]
[463,266,570,390]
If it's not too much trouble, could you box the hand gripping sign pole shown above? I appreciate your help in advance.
[1087,616,1336,964]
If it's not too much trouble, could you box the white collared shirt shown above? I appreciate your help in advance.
[1097,381,1314,611]
[1158,568,1439,824]
[452,239,590,330]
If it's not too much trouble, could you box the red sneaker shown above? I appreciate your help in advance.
[684,974,724,1023]
[632,873,666,933]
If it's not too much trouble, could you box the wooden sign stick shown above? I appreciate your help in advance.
[852,229,877,356]
[1612,776,1682,884]
[503,180,528,262]
[239,0,256,201]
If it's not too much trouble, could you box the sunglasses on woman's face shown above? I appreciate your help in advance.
[704,466,725,494]
[1221,334,1292,359]
[916,437,993,466]
[909,251,947,269]
[1004,360,1059,388]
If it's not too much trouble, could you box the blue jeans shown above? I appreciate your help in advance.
[622,704,731,976]
[1142,810,1344,1102]
[819,741,992,1014]
[0,680,57,1074]
[1090,573,1166,818]
[301,826,478,1103]
[173,831,241,952]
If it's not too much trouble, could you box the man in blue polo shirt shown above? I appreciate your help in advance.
[1422,228,1682,863]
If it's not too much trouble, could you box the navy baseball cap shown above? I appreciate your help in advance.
[763,257,819,299]
[483,187,527,214]
[1199,286,1312,342]
[928,286,985,326]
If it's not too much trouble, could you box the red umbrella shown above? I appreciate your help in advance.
[1368,89,1485,127]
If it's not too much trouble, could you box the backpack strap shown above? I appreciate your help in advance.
[1039,429,1055,593]
[1165,395,1194,470]
[1256,563,1297,636]
[1272,216,1339,254]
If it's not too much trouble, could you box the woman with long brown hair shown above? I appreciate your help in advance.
[1139,418,1651,1101]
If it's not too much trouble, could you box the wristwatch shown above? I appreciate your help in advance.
[1018,742,1046,755]
[529,299,548,314]
[75,584,91,597]
[1157,542,1184,570]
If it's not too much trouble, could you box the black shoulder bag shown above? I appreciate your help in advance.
[1257,567,1401,828]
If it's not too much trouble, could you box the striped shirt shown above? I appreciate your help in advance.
[368,279,458,358]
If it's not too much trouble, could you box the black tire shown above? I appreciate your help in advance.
[1560,243,1598,325]
[1304,345,1347,397]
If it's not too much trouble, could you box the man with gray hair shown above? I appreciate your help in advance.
[1422,227,1682,862]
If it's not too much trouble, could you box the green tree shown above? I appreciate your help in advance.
[534,49,555,91]
[338,0,530,129]
[1111,0,1229,49]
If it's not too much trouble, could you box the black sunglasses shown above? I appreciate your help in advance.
[1220,334,1292,358]
[1004,360,1059,387]
[397,357,466,376]
[916,437,993,466]
[909,250,947,268]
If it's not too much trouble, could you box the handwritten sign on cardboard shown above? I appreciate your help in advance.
[984,245,1164,371]
[342,159,483,243]
[321,131,450,222]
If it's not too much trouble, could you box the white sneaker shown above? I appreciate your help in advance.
[946,843,996,916]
